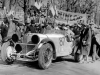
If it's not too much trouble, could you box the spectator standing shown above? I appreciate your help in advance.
[79,24,92,63]
[91,24,100,62]
[71,24,82,56]
[1,17,9,39]
[91,34,100,62]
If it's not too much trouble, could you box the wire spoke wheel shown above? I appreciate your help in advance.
[38,43,53,69]
[44,48,53,64]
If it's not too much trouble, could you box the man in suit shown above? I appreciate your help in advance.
[72,24,83,56]
[79,24,92,63]
[91,35,100,62]
[1,17,9,40]
[91,24,100,62]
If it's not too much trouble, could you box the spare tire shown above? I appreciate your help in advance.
[1,41,16,64]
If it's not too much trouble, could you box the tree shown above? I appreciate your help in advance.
[0,0,6,9]
[55,0,96,14]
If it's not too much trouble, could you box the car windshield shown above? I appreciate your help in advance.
[43,29,66,35]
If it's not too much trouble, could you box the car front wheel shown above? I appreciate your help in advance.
[1,41,16,64]
[38,43,53,69]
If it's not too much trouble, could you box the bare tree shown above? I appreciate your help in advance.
[56,0,96,14]
[0,0,5,9]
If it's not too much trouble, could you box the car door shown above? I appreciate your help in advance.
[58,34,73,56]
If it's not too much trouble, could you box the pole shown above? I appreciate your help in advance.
[51,0,56,28]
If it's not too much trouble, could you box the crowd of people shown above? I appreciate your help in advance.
[53,21,100,64]
[25,5,100,64]
[72,22,100,63]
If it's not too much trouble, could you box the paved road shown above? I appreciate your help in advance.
[0,56,100,75]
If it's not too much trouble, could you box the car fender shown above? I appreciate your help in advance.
[38,38,56,59]
[38,39,52,49]
[38,43,44,49]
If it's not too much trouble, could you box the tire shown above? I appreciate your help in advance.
[38,43,53,69]
[1,41,15,64]
[74,53,83,62]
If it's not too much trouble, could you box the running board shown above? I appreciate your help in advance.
[19,54,37,61]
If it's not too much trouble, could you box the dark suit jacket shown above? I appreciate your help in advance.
[80,27,92,55]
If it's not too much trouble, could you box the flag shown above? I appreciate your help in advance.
[49,5,55,16]
[34,2,42,10]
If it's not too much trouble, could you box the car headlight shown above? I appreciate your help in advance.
[12,34,19,42]
[15,44,22,53]
[31,35,40,44]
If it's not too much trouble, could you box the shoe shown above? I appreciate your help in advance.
[79,59,85,64]
[97,58,100,61]
[70,53,74,56]
[79,61,84,64]
[91,60,95,63]
[85,61,90,64]
[96,56,100,59]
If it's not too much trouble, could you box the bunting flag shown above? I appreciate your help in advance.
[54,5,58,16]
[7,10,14,16]
[49,5,55,16]
[49,0,58,17]
[34,2,42,10]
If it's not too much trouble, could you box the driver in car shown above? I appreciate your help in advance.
[25,12,37,33]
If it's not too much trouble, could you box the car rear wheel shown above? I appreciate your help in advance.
[1,41,16,64]
[74,53,83,62]
[38,43,53,69]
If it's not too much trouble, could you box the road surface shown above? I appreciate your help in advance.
[0,56,100,75]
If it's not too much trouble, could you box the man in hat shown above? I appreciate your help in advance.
[91,24,100,62]
[25,13,36,33]
[72,22,84,55]
[1,17,10,39]
[39,13,45,24]
[91,34,100,62]
[79,24,92,63]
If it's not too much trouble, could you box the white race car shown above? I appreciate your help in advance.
[1,29,80,69]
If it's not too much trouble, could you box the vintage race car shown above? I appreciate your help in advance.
[1,29,81,69]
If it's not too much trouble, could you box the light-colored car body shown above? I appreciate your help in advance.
[1,29,74,69]
[22,32,73,57]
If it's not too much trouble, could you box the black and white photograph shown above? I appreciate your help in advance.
[0,0,100,75]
